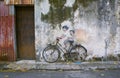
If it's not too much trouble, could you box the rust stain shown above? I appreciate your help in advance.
[0,1,15,61]
[22,0,34,4]
[0,1,9,16]
[5,0,34,5]
[75,29,87,42]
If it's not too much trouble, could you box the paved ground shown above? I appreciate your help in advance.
[0,69,120,78]
[5,60,120,70]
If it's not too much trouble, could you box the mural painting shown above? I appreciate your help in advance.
[35,0,120,62]
[42,25,87,63]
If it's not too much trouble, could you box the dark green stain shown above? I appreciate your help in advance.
[41,0,96,28]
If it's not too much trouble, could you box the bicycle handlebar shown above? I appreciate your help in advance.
[56,38,60,43]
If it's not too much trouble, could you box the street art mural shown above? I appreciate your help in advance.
[35,0,120,62]
[42,25,87,63]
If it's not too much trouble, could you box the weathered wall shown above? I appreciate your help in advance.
[0,1,16,61]
[115,0,120,56]
[35,0,120,61]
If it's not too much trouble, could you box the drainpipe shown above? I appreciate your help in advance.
[104,39,110,61]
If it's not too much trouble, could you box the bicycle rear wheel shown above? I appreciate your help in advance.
[70,45,87,61]
[42,45,60,63]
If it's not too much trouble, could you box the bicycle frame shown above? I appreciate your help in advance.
[55,40,73,54]
[43,39,87,63]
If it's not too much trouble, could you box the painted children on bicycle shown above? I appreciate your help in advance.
[42,25,87,63]
[57,25,75,51]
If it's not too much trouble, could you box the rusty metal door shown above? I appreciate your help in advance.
[16,6,35,60]
[0,1,15,61]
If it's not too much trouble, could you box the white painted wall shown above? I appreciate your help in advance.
[35,0,120,61]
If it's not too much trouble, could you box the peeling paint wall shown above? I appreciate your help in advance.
[35,0,120,61]
[115,0,120,55]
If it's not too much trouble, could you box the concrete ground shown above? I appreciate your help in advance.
[0,69,120,78]
[0,60,120,71]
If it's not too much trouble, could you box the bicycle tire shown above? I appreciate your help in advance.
[70,45,87,61]
[42,45,60,63]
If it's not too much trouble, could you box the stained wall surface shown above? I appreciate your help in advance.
[35,0,120,61]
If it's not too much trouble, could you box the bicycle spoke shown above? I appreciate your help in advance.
[70,45,87,61]
[43,46,60,63]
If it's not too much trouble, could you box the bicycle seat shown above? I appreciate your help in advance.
[69,40,74,45]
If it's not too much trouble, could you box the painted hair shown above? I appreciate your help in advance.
[62,25,69,30]
[70,30,75,34]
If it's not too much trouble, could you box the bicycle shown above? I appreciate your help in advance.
[42,38,87,63]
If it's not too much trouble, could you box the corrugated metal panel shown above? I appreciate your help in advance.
[0,1,15,61]
[5,0,34,5]
[0,2,9,16]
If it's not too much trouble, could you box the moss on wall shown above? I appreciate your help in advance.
[41,0,96,28]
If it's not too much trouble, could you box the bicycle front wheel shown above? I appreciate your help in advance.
[42,45,60,63]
